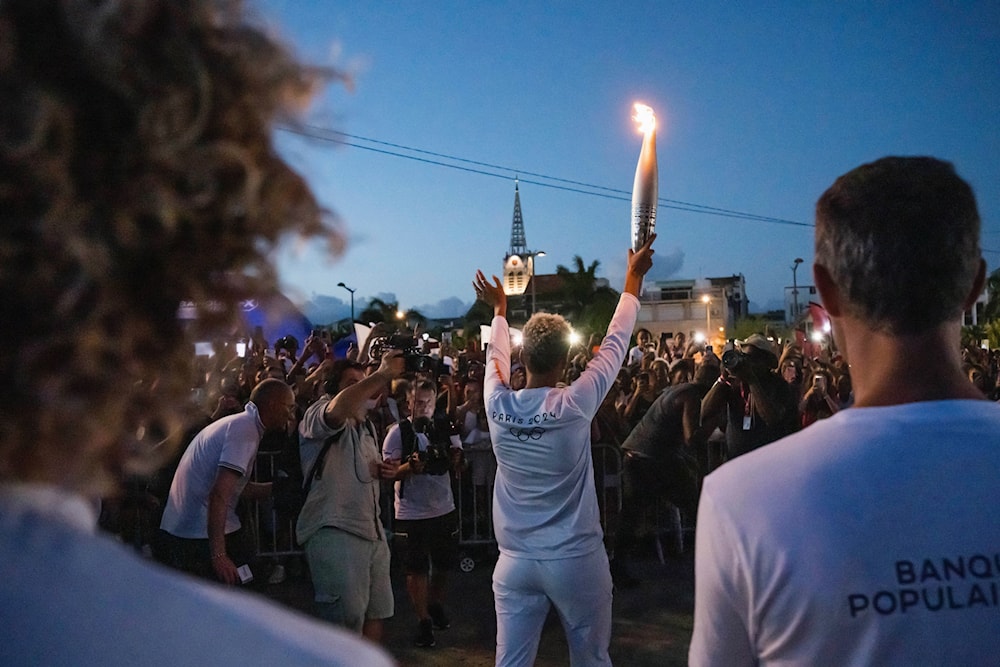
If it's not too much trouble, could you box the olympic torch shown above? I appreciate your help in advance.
[630,103,658,252]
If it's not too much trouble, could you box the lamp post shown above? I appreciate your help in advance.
[701,294,711,342]
[791,258,803,322]
[528,250,546,315]
[336,282,355,323]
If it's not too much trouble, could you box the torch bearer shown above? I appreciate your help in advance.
[630,103,658,252]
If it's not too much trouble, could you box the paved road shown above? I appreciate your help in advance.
[263,544,694,666]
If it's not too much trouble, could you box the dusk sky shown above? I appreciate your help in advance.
[258,1,1000,323]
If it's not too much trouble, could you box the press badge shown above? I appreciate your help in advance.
[742,415,752,430]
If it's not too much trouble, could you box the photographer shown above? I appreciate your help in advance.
[296,354,403,642]
[700,334,798,460]
[382,381,463,648]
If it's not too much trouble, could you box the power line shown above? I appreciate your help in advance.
[277,124,813,228]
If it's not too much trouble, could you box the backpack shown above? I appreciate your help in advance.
[273,421,378,517]
[272,434,332,518]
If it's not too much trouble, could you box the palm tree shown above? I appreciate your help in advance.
[556,256,601,319]
[554,256,620,336]
[358,297,398,325]
[463,299,494,333]
[982,268,1000,322]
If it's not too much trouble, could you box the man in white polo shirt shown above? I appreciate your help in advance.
[158,378,295,585]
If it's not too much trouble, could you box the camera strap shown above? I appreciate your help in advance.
[397,419,420,498]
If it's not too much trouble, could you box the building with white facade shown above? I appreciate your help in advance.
[636,275,748,351]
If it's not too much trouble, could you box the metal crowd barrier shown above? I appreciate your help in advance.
[248,445,630,566]
[249,449,301,559]
[592,442,625,546]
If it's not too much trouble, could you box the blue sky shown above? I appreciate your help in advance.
[258,1,1000,323]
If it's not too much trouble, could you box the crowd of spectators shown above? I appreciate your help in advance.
[97,296,1000,655]
[10,1,992,663]
[113,312,1000,569]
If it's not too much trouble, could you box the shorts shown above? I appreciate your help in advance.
[393,511,459,575]
[304,526,393,631]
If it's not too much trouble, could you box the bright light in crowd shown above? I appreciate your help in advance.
[693,332,705,343]
[811,331,824,343]
[568,331,582,346]
[396,310,405,320]
[511,331,523,346]
[823,321,832,333]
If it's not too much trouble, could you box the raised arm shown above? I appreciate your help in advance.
[324,350,403,429]
[473,270,506,319]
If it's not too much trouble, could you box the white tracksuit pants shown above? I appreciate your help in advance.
[492,549,613,667]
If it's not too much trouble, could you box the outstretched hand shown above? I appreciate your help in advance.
[624,233,656,297]
[473,270,507,317]
[628,233,656,277]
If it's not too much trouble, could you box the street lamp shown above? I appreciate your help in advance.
[528,250,546,315]
[791,258,803,321]
[336,282,356,323]
[701,294,711,340]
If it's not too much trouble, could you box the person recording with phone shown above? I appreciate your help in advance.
[798,369,840,427]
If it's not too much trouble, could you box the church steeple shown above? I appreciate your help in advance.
[502,178,532,296]
[508,178,528,256]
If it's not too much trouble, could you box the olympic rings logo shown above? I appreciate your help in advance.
[509,426,545,442]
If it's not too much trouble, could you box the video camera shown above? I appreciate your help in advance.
[370,334,435,373]
[721,349,748,372]
[406,416,454,476]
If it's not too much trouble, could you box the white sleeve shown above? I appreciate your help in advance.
[689,481,757,667]
[485,315,511,399]
[382,424,402,461]
[565,293,640,417]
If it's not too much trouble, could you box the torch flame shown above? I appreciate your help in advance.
[632,103,656,135]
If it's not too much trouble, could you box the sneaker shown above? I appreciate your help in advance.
[414,618,436,648]
[428,602,451,630]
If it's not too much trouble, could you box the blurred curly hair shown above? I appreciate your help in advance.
[521,313,571,375]
[0,0,344,494]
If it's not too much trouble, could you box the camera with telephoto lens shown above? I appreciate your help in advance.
[722,349,749,372]
[408,416,453,475]
[370,334,434,373]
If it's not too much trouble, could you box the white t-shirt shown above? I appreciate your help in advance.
[160,403,263,539]
[690,400,1000,666]
[0,483,393,666]
[382,423,461,521]
[484,294,639,559]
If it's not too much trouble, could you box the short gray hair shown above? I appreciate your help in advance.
[815,156,981,334]
[521,313,571,374]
